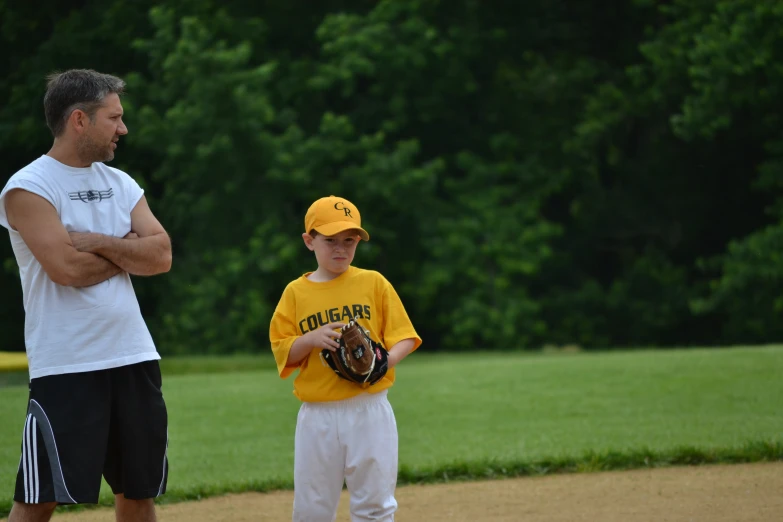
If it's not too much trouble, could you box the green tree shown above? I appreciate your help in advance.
[2,0,782,354]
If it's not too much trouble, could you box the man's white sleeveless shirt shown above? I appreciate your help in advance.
[0,155,159,379]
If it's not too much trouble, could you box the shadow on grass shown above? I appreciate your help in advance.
[3,440,779,519]
[0,372,27,389]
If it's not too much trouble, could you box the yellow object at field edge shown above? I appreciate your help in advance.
[0,352,28,372]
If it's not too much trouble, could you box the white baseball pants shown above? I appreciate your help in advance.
[293,390,398,522]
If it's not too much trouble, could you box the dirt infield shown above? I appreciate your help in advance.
[3,462,781,521]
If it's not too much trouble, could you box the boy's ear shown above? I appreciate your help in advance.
[302,232,315,251]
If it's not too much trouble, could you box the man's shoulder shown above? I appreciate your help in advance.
[1,157,56,200]
[5,157,49,184]
[92,162,133,181]
[91,163,144,201]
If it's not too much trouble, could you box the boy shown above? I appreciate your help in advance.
[269,195,421,522]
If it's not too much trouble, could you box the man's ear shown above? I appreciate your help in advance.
[69,109,89,134]
[302,232,315,251]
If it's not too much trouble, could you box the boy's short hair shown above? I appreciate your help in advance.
[304,196,370,241]
[310,229,365,239]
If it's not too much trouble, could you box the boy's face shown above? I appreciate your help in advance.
[303,229,362,275]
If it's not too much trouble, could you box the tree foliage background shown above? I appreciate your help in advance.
[2,0,782,354]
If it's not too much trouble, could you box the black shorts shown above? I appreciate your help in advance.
[13,360,168,505]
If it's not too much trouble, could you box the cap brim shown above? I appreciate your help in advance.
[314,222,370,241]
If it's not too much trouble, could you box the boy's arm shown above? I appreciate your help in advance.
[287,322,345,366]
[379,279,422,367]
[270,284,346,376]
[68,196,172,276]
[5,189,122,287]
[387,338,416,369]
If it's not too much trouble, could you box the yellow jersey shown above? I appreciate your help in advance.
[269,266,422,402]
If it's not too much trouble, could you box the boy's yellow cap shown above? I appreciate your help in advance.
[304,195,370,241]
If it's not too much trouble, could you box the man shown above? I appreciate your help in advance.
[0,69,172,522]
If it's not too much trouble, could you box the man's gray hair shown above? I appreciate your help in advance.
[44,69,126,137]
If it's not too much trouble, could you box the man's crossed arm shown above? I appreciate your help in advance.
[5,189,171,287]
[69,196,172,276]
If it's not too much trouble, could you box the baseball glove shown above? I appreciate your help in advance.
[322,318,389,385]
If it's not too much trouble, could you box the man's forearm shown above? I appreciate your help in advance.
[61,251,123,287]
[72,232,172,276]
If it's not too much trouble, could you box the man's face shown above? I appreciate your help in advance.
[76,93,128,163]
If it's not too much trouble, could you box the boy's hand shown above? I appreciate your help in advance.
[308,322,345,351]
[321,317,389,386]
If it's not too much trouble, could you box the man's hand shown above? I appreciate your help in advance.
[69,231,138,251]
[62,197,172,277]
[68,232,104,253]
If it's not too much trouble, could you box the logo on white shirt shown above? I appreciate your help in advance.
[68,188,114,203]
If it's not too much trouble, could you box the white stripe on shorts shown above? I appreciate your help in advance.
[29,399,76,504]
[157,429,168,497]
[22,414,29,503]
[32,416,39,503]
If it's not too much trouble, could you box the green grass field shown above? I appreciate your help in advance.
[1,346,782,516]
